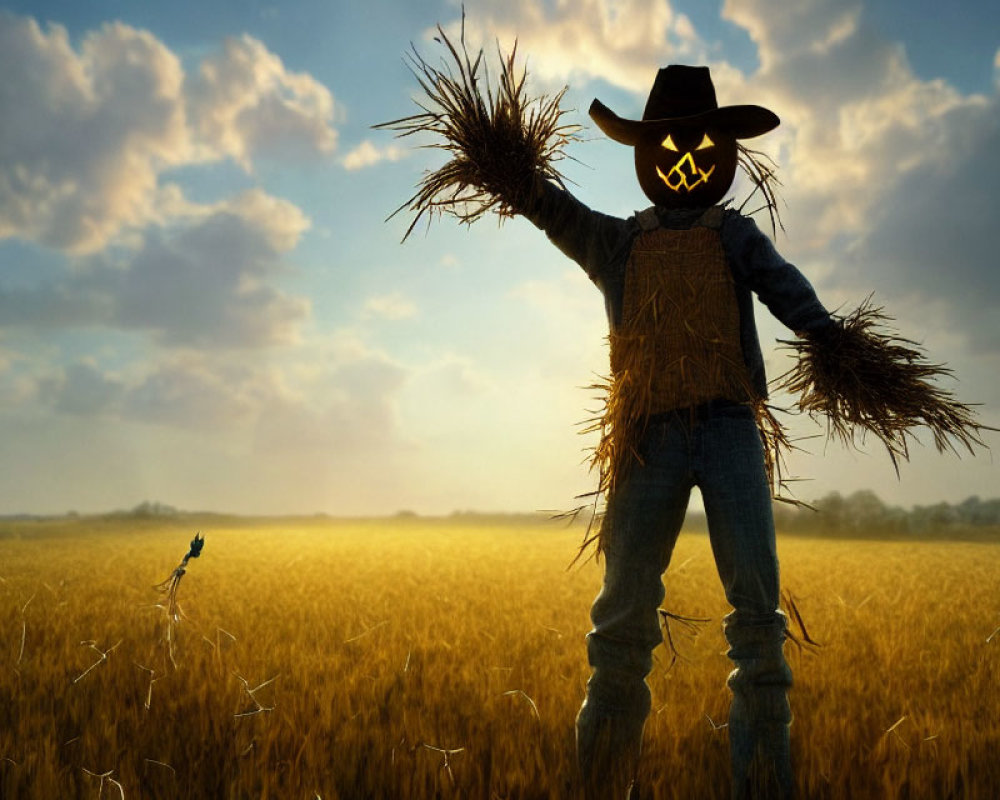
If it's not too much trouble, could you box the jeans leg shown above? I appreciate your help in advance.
[697,415,793,799]
[723,611,793,799]
[577,422,692,798]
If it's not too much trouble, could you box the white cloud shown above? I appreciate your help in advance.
[112,190,311,348]
[22,335,412,456]
[714,0,992,239]
[410,353,492,399]
[443,0,701,93]
[362,292,418,320]
[188,33,338,169]
[712,0,1000,357]
[252,339,411,456]
[0,12,338,254]
[0,14,190,253]
[34,355,273,428]
[341,139,406,170]
[223,188,311,252]
[0,189,312,348]
[50,361,124,416]
[722,0,862,69]
[121,356,278,428]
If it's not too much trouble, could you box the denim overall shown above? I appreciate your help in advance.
[575,210,794,799]
[518,180,829,799]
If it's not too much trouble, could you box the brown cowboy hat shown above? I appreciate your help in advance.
[590,65,779,145]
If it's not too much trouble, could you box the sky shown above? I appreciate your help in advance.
[0,0,998,516]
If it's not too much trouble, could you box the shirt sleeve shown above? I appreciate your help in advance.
[722,210,834,335]
[516,176,632,286]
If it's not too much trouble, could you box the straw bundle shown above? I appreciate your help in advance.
[374,16,580,240]
[773,297,992,471]
[575,369,800,563]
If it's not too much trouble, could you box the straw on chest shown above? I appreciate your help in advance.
[614,225,751,413]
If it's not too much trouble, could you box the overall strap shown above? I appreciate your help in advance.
[696,205,725,230]
[636,207,660,232]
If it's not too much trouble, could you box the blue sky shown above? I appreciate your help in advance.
[1,0,998,515]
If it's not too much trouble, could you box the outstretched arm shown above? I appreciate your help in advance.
[724,211,990,464]
[517,177,632,285]
[722,210,833,336]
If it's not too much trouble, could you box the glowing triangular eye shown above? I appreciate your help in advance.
[695,133,714,150]
[661,134,679,152]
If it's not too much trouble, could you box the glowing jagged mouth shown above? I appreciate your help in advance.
[656,152,716,192]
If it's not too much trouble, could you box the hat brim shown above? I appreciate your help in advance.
[589,99,779,146]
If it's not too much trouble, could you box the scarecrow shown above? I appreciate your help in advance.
[379,26,988,800]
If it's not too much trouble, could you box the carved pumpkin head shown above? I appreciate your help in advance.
[590,66,779,210]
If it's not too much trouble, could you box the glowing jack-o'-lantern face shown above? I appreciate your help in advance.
[634,124,738,209]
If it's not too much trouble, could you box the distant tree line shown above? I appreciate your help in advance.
[121,501,181,518]
[36,496,998,541]
[768,490,1000,538]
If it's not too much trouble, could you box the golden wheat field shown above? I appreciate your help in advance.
[0,515,997,800]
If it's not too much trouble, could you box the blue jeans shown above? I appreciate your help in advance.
[577,405,793,799]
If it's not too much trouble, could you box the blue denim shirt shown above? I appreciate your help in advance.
[519,180,834,399]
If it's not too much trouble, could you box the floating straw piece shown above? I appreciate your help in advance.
[736,143,784,235]
[658,607,711,672]
[374,10,580,240]
[73,639,122,684]
[781,589,822,657]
